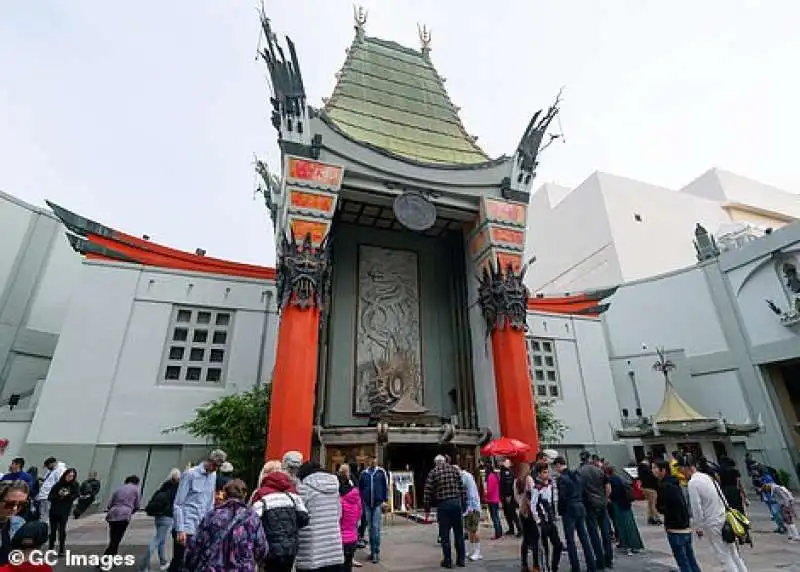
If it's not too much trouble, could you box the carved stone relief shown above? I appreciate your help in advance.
[355,246,423,415]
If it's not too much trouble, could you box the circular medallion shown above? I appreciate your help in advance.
[393,192,437,232]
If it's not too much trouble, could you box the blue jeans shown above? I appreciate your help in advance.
[562,504,596,572]
[138,516,173,570]
[768,501,787,531]
[488,503,503,538]
[364,503,382,557]
[585,504,613,568]
[667,532,701,572]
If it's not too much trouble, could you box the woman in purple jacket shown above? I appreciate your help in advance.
[104,475,141,557]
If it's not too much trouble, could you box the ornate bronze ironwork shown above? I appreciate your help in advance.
[477,261,531,333]
[259,9,307,138]
[276,232,331,311]
[515,89,563,186]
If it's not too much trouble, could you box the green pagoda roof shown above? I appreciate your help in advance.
[322,35,490,165]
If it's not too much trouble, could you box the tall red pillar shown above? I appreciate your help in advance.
[266,302,321,461]
[471,196,540,458]
[490,316,540,459]
[262,156,343,462]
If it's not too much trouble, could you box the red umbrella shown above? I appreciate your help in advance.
[480,437,532,458]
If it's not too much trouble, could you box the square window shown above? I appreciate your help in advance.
[546,370,557,382]
[533,355,542,367]
[216,313,230,326]
[197,311,211,324]
[186,367,201,381]
[212,331,227,345]
[549,385,560,397]
[168,347,184,360]
[537,385,547,396]
[206,368,222,382]
[190,348,204,361]
[193,330,208,343]
[176,309,192,323]
[165,365,181,380]
[173,328,188,342]
[543,341,552,353]
[545,356,554,367]
[535,370,544,381]
[532,341,541,352]
[209,349,224,363]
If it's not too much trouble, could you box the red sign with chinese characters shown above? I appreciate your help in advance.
[287,157,344,189]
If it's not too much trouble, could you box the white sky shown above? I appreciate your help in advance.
[2,0,799,266]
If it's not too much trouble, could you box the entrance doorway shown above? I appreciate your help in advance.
[385,443,441,510]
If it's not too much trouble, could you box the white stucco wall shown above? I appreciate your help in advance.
[0,193,32,287]
[526,174,621,293]
[603,266,728,358]
[526,312,619,447]
[26,261,278,446]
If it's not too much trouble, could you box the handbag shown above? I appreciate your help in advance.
[712,479,750,544]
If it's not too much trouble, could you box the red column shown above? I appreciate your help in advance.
[265,302,320,461]
[491,324,539,459]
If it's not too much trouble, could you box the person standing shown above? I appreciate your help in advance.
[73,471,101,519]
[606,466,643,555]
[252,461,309,572]
[576,451,612,570]
[515,462,540,572]
[214,462,234,506]
[553,456,596,572]
[338,468,362,572]
[103,475,141,558]
[681,455,748,572]
[1,459,33,490]
[717,458,747,514]
[47,468,79,557]
[459,464,482,561]
[185,479,267,571]
[424,455,467,569]
[652,459,701,572]
[532,464,563,572]
[169,449,227,572]
[357,455,388,563]
[638,454,661,525]
[36,458,64,523]
[139,469,181,572]
[295,462,344,572]
[499,459,522,536]
[484,462,503,540]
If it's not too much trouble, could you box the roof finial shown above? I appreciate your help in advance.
[353,5,367,38]
[418,23,431,55]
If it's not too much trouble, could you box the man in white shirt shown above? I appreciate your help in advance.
[680,455,748,572]
[36,457,65,522]
[459,464,482,561]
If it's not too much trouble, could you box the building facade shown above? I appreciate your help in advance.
[526,168,800,294]
[0,191,82,461]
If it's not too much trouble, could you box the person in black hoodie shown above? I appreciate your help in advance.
[47,468,79,556]
[138,468,181,571]
[73,471,101,519]
[653,460,700,572]
[499,459,522,537]
[553,456,596,572]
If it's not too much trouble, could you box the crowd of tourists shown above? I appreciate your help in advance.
[0,448,795,571]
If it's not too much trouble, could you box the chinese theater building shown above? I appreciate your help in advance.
[258,9,614,478]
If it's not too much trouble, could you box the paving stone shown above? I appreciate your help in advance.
[44,499,800,571]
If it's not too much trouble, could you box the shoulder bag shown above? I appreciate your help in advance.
[712,479,750,544]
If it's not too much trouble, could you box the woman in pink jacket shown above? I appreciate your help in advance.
[484,461,503,539]
[338,470,362,572]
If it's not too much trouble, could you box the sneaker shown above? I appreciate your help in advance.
[160,564,170,571]
[352,560,363,567]
[440,561,453,569]
[469,552,482,561]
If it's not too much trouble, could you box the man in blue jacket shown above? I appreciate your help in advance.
[358,455,388,563]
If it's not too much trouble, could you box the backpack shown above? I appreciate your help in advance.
[145,489,171,517]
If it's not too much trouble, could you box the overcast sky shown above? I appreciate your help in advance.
[2,0,799,266]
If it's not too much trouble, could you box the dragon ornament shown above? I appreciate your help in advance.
[476,260,531,335]
[276,232,332,311]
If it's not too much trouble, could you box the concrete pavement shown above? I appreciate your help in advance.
[48,500,799,571]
